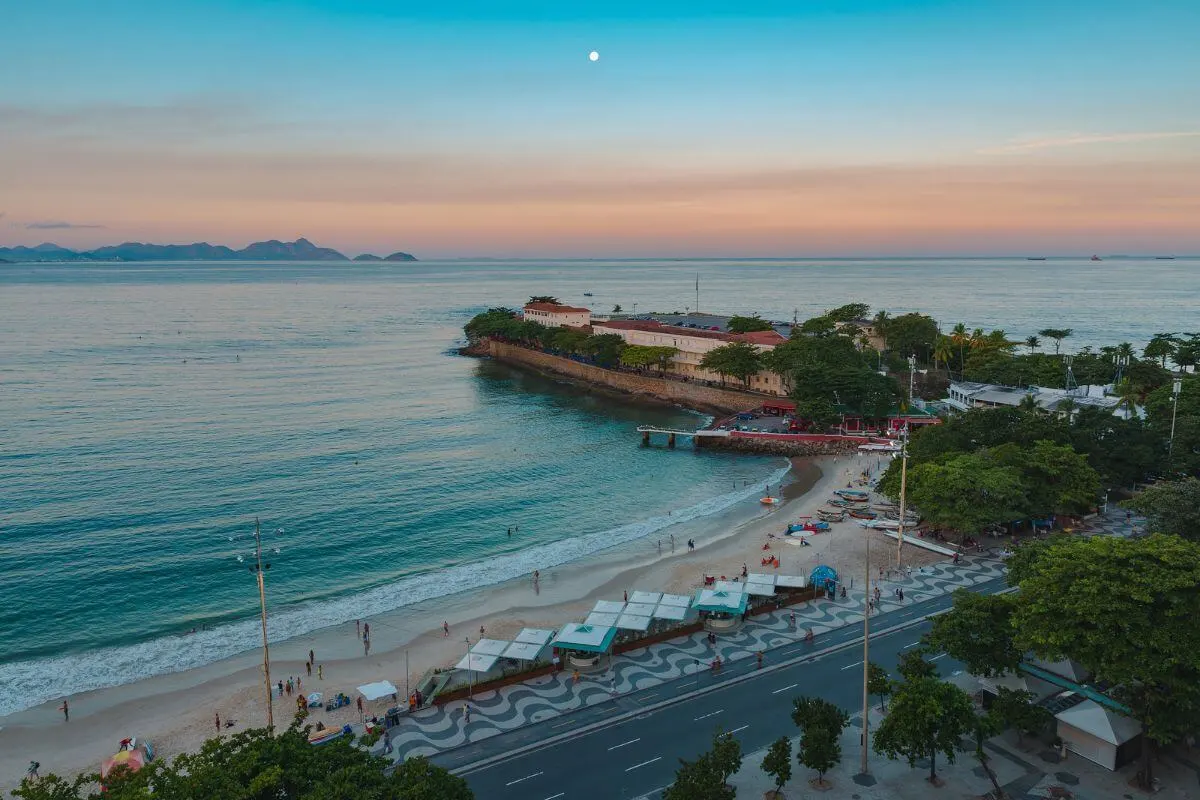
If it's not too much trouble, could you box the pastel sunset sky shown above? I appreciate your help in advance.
[2,0,1198,257]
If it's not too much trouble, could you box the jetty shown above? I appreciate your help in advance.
[636,426,730,448]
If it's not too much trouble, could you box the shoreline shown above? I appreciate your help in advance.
[0,454,898,790]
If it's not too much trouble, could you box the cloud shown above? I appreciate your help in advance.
[25,220,106,230]
[981,131,1200,155]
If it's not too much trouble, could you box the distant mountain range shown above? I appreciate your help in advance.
[0,238,417,263]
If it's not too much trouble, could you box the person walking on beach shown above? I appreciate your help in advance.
[309,649,314,665]
[60,699,69,722]
[278,679,284,696]
[533,570,540,583]
[670,533,675,550]
[356,619,361,638]
[479,625,486,638]
[364,623,370,640]
[623,590,628,603]
[306,661,312,676]
[443,621,450,637]
[215,712,221,733]
[318,664,323,681]
[364,638,371,656]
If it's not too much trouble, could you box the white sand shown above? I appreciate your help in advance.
[0,452,941,790]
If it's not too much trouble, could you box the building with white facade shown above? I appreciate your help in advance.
[592,319,788,395]
[522,302,591,328]
[944,381,1131,417]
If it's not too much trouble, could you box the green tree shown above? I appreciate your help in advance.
[1112,377,1141,421]
[619,345,679,372]
[795,398,840,432]
[905,453,1027,543]
[710,729,743,786]
[581,333,626,368]
[872,310,891,337]
[1007,534,1200,789]
[1122,478,1200,541]
[550,326,590,355]
[1143,333,1179,368]
[926,589,1021,678]
[527,295,560,305]
[700,341,764,387]
[13,725,472,800]
[1024,335,1040,354]
[797,316,837,337]
[867,662,892,711]
[896,648,938,682]
[933,336,953,372]
[884,313,940,362]
[989,440,1101,516]
[727,314,774,333]
[970,707,1008,800]
[826,302,871,323]
[873,676,977,784]
[1037,328,1073,354]
[663,751,735,800]
[760,737,792,798]
[990,687,1052,745]
[949,323,970,370]
[791,697,848,788]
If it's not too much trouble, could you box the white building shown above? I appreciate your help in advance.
[592,319,787,395]
[522,302,591,328]
[944,381,1132,417]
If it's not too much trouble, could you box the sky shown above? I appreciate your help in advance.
[1,0,1198,257]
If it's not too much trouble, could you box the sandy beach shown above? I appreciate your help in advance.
[0,451,942,790]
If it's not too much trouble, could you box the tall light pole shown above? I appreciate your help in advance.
[907,354,917,407]
[248,518,274,729]
[860,532,872,776]
[465,637,474,699]
[896,423,910,568]
[1168,377,1183,468]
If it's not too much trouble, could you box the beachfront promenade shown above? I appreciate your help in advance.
[383,553,1010,763]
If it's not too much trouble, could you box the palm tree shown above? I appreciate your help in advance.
[1018,394,1040,413]
[1115,342,1135,360]
[933,336,953,373]
[1113,378,1140,420]
[985,329,1015,352]
[950,323,969,370]
[1038,328,1073,355]
[969,328,988,351]
[1144,333,1179,368]
[872,310,891,339]
[1024,335,1040,354]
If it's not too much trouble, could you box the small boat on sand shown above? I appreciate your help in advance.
[848,509,877,519]
[760,496,780,505]
[834,489,869,500]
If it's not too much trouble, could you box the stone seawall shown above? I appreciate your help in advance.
[698,434,862,457]
[481,340,766,414]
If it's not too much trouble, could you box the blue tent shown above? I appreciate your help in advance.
[810,565,838,590]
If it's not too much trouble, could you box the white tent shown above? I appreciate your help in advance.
[502,641,547,661]
[471,638,510,656]
[775,574,808,589]
[623,602,657,617]
[629,591,662,605]
[747,573,776,586]
[652,603,689,621]
[357,680,399,701]
[514,628,555,646]
[615,613,652,631]
[658,593,691,607]
[586,611,620,627]
[713,580,743,593]
[455,653,500,673]
[593,600,626,614]
[745,581,776,596]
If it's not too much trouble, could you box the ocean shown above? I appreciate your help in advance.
[1,257,1195,715]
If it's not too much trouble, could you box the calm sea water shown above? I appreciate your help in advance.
[1,257,1195,715]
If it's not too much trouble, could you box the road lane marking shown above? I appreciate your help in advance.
[931,653,947,660]
[902,641,921,649]
[694,710,723,721]
[841,660,864,670]
[543,794,565,800]
[505,771,544,786]
[551,720,576,729]
[641,693,659,700]
[626,757,662,772]
[730,725,749,734]
[608,738,641,751]
[771,683,799,695]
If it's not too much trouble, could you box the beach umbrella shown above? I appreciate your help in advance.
[101,748,146,779]
[307,692,323,705]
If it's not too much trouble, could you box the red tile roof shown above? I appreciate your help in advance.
[594,319,784,346]
[524,302,590,313]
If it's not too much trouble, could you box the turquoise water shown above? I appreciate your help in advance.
[1,257,1195,714]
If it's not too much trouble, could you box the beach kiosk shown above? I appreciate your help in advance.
[651,593,693,623]
[693,587,749,633]
[502,627,555,667]
[810,565,838,595]
[552,622,618,673]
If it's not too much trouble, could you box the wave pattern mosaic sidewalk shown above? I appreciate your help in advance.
[386,553,1007,761]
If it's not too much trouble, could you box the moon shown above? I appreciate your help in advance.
[588,51,599,62]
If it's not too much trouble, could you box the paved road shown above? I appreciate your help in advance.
[441,577,1004,799]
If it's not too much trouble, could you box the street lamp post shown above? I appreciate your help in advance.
[860,532,872,776]
[896,423,910,568]
[1168,377,1183,468]
[248,518,274,729]
[465,637,474,699]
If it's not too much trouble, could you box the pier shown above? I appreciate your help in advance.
[636,426,730,449]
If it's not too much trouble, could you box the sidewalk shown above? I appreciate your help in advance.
[383,552,1007,762]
